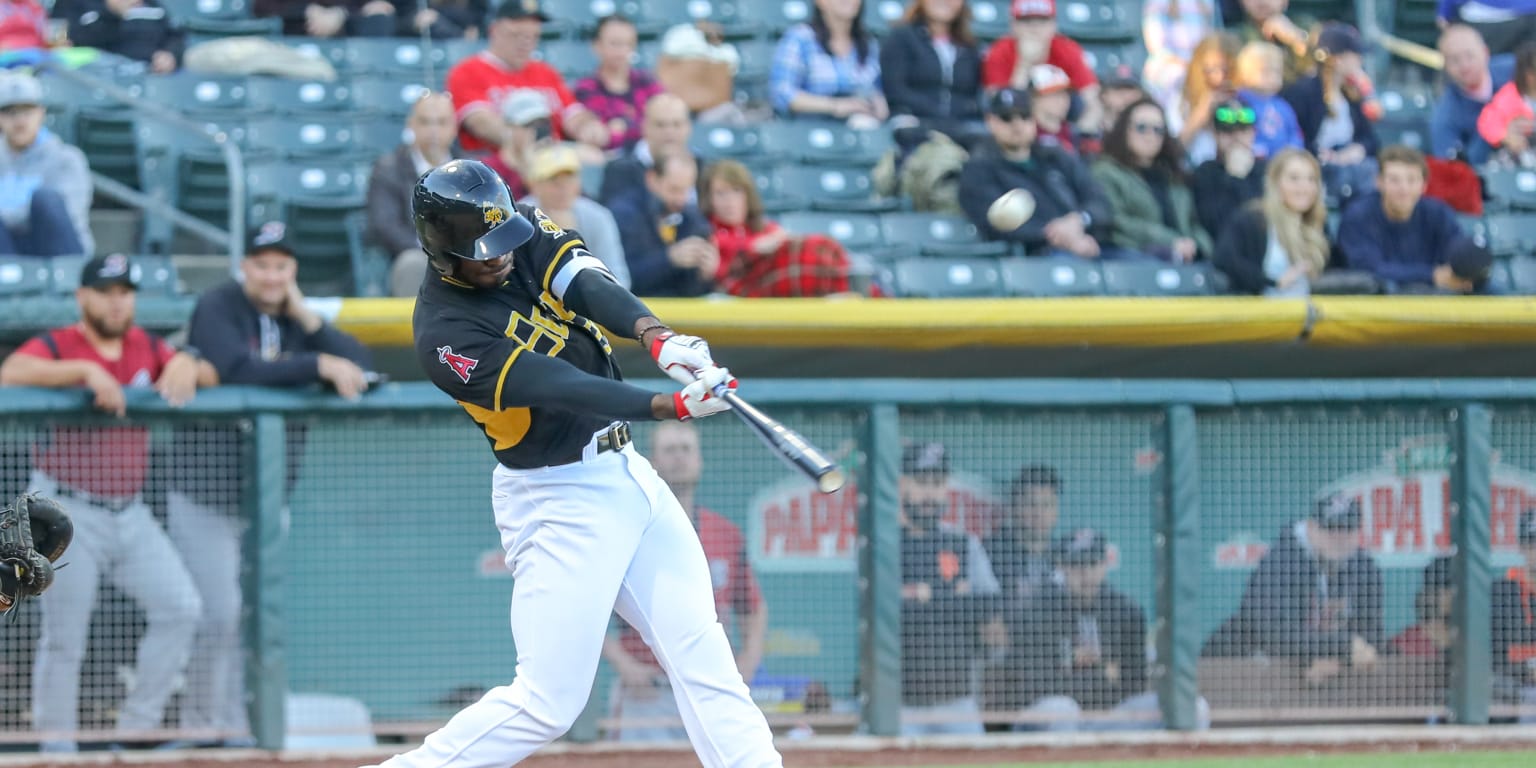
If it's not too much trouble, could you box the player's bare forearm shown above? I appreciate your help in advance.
[0,355,97,388]
[737,606,768,680]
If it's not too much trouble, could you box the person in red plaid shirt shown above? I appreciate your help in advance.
[699,160,852,298]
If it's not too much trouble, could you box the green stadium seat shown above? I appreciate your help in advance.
[969,0,1014,41]
[130,255,180,297]
[247,161,370,211]
[1484,213,1536,258]
[1000,256,1106,297]
[534,40,598,80]
[1375,120,1428,151]
[771,165,886,212]
[690,124,765,160]
[758,122,892,166]
[0,257,52,296]
[352,117,409,153]
[1288,0,1355,24]
[245,77,353,115]
[734,38,775,82]
[1080,41,1147,74]
[244,116,362,159]
[1483,169,1536,212]
[77,107,139,189]
[778,211,885,251]
[142,73,250,112]
[47,255,87,292]
[286,196,367,296]
[345,39,447,78]
[641,0,738,34]
[1100,261,1217,296]
[865,0,904,34]
[350,78,431,119]
[159,0,252,21]
[182,15,281,38]
[879,212,1009,258]
[751,166,809,214]
[1058,0,1138,42]
[1394,0,1441,47]
[889,256,1004,297]
[1458,215,1488,243]
[1378,86,1435,122]
[1506,255,1536,294]
[730,0,814,38]
[280,36,350,71]
[345,210,390,297]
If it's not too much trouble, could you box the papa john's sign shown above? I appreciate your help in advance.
[1215,435,1536,570]
[746,472,996,573]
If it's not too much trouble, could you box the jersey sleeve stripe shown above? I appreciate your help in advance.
[491,345,524,412]
[540,238,586,294]
[550,254,612,300]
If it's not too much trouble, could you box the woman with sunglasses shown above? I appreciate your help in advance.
[1213,147,1331,296]
[1090,97,1212,263]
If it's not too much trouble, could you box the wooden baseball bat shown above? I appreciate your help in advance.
[719,390,846,494]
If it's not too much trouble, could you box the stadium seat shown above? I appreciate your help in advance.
[758,121,892,166]
[1483,169,1536,212]
[1288,0,1355,25]
[279,36,350,72]
[771,165,891,213]
[1484,213,1536,258]
[350,79,431,119]
[182,15,281,38]
[47,256,87,292]
[159,0,252,21]
[1374,120,1427,151]
[77,107,139,189]
[734,38,775,82]
[1000,256,1106,297]
[1394,0,1441,47]
[878,212,1009,257]
[1058,0,1138,42]
[690,124,765,161]
[246,161,370,207]
[244,116,362,159]
[729,0,815,38]
[245,77,353,115]
[345,39,447,79]
[286,196,366,295]
[864,0,904,34]
[751,166,809,214]
[1377,86,1435,122]
[1459,215,1489,244]
[778,211,885,252]
[641,0,738,34]
[352,117,409,153]
[534,40,598,79]
[969,0,1014,41]
[1100,261,1217,296]
[130,255,180,297]
[889,256,1004,297]
[0,256,51,297]
[1080,41,1147,74]
[142,73,250,113]
[1506,255,1536,294]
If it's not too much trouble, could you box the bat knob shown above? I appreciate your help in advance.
[817,469,846,494]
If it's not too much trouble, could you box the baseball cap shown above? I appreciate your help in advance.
[493,0,550,22]
[1101,63,1142,91]
[901,442,949,476]
[0,72,43,109]
[1448,237,1494,285]
[502,88,552,126]
[1421,554,1455,590]
[1317,22,1365,56]
[1519,507,1536,546]
[1052,527,1108,566]
[247,220,296,257]
[1312,493,1363,531]
[1012,0,1056,19]
[529,144,581,183]
[1028,64,1072,96]
[80,252,139,290]
[988,87,1032,119]
[1212,100,1258,132]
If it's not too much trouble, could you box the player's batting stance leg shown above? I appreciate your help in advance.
[364,158,779,768]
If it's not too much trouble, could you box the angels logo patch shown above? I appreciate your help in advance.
[437,346,479,383]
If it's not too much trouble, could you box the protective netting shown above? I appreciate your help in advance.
[1489,406,1536,725]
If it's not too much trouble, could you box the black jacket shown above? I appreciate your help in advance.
[1280,75,1380,157]
[982,526,1055,601]
[1212,204,1274,295]
[901,527,998,705]
[957,140,1114,251]
[1011,580,1148,710]
[1204,520,1384,660]
[69,0,184,64]
[1492,569,1536,683]
[1191,156,1266,250]
[598,152,647,208]
[879,23,983,123]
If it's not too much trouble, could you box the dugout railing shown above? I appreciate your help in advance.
[3,380,1535,749]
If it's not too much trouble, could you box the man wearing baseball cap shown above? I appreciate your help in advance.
[1204,493,1383,685]
[981,0,1103,136]
[1191,100,1267,242]
[958,87,1114,258]
[1492,508,1536,710]
[0,71,93,258]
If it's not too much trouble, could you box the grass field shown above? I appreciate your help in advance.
[918,753,1536,768]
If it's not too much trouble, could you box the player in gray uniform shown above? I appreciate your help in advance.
[363,160,781,768]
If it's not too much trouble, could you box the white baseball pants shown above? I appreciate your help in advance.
[369,442,781,768]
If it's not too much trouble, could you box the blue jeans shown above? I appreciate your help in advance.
[0,188,85,257]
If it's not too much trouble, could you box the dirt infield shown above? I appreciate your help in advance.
[5,727,1536,768]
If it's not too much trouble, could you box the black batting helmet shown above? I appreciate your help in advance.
[412,159,535,276]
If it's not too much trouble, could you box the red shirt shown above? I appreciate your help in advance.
[446,51,579,153]
[0,0,47,50]
[620,508,762,668]
[981,35,1097,91]
[16,326,175,498]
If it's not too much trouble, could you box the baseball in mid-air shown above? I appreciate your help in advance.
[987,188,1037,232]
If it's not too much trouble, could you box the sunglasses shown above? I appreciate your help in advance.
[1214,105,1257,127]
[1132,122,1166,136]
[993,110,1031,122]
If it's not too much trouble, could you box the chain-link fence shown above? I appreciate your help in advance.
[2,383,1535,750]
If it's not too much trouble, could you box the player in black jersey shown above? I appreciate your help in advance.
[364,160,783,768]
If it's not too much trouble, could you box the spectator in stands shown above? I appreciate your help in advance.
[1203,494,1384,687]
[1213,147,1327,296]
[879,0,985,146]
[607,151,716,297]
[1175,31,1241,165]
[980,464,1063,720]
[601,422,768,741]
[0,0,48,49]
[655,20,746,126]
[1091,97,1212,262]
[365,91,458,297]
[598,92,692,206]
[0,253,216,752]
[897,441,1002,736]
[1280,23,1380,206]
[1141,0,1216,123]
[0,73,92,258]
[444,0,610,161]
[1098,65,1150,138]
[1432,25,1508,164]
[522,143,630,288]
[1339,145,1475,293]
[1438,0,1536,56]
[1477,41,1536,167]
[1229,0,1312,83]
[1233,41,1304,159]
[982,0,1102,136]
[700,159,851,297]
[958,88,1114,258]
[68,0,184,73]
[1492,508,1536,719]
[1192,100,1267,246]
[481,88,552,195]
[397,0,485,39]
[1029,63,1081,155]
[574,15,663,152]
[254,0,397,37]
[769,0,887,123]
[1391,555,1455,658]
[169,222,371,748]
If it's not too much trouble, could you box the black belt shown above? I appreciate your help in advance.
[53,485,135,513]
[554,422,631,466]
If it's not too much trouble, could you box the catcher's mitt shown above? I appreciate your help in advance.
[0,494,73,614]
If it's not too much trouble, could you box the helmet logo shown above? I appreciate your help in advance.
[483,204,507,226]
